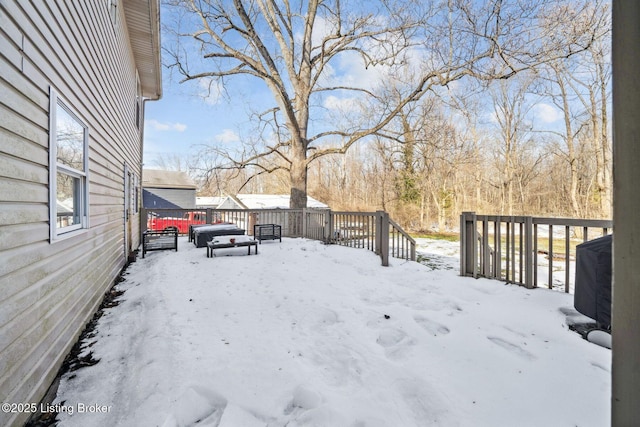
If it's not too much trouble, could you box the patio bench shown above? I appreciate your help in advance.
[253,224,282,243]
[206,235,258,257]
[142,229,178,258]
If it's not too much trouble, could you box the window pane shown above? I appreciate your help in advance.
[56,105,85,171]
[57,172,81,227]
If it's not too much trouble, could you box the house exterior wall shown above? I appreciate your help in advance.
[217,197,243,210]
[143,187,197,209]
[612,1,640,423]
[0,1,156,424]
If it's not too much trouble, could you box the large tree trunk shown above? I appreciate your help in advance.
[598,60,612,218]
[555,68,582,217]
[290,149,308,209]
[430,189,447,232]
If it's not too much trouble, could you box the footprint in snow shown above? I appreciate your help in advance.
[284,385,322,415]
[394,378,450,425]
[377,327,416,360]
[377,327,407,347]
[162,385,227,427]
[317,308,339,325]
[413,316,450,336]
[217,404,266,427]
[306,307,340,333]
[487,336,536,360]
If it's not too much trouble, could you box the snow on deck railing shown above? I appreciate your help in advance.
[459,212,612,293]
[141,207,415,266]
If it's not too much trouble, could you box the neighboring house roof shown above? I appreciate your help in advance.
[196,196,226,207]
[235,194,329,209]
[123,0,162,99]
[195,193,330,209]
[142,169,197,190]
[208,194,247,210]
[56,200,73,215]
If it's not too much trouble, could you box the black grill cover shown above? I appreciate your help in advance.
[574,234,612,329]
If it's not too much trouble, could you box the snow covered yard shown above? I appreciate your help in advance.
[54,237,610,427]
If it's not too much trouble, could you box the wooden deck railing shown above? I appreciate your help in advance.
[141,207,416,266]
[389,218,416,261]
[327,210,415,265]
[460,212,612,292]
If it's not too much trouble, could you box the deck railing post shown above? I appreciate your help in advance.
[411,240,416,261]
[460,212,477,277]
[460,212,465,275]
[378,210,390,266]
[140,208,148,238]
[524,216,534,288]
[302,208,308,238]
[374,211,381,255]
[326,210,334,244]
[482,219,490,276]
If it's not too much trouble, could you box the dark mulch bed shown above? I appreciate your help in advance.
[24,273,128,426]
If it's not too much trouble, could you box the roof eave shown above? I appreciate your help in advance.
[123,0,162,100]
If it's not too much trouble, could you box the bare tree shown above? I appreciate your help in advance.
[584,36,612,218]
[488,75,546,215]
[151,152,192,172]
[534,0,611,218]
[543,61,583,216]
[164,0,599,208]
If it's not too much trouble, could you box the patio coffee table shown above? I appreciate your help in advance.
[206,235,258,257]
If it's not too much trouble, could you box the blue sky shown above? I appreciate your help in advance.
[142,72,263,165]
[142,0,278,165]
[142,74,565,168]
[141,1,568,169]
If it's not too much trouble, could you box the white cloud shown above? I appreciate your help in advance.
[198,78,224,105]
[215,129,240,143]
[147,119,187,132]
[323,95,358,112]
[534,103,563,124]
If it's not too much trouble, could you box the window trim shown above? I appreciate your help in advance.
[49,88,90,241]
[135,70,142,130]
[109,0,119,27]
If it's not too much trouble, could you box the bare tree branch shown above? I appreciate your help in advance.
[164,0,607,207]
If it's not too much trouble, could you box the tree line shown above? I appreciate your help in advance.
[157,0,611,232]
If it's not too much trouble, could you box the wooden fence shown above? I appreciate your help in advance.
[141,207,416,266]
[460,212,612,292]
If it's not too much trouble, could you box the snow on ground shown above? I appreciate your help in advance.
[54,237,610,427]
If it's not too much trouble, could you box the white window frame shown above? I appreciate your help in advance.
[109,0,119,27]
[135,70,142,129]
[49,88,90,241]
[133,172,140,214]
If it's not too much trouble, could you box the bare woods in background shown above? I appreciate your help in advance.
[157,0,611,232]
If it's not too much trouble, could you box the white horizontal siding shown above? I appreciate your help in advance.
[0,0,154,424]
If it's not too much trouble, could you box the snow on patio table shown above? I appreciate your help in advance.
[54,237,610,427]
